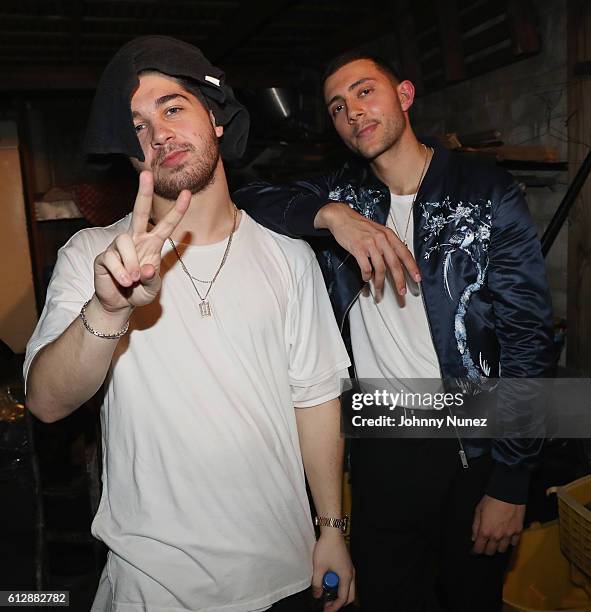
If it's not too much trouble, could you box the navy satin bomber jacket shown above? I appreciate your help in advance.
[234,142,554,505]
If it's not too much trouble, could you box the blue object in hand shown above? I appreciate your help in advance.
[322,571,339,601]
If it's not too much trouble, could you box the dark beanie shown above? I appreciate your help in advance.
[83,35,249,161]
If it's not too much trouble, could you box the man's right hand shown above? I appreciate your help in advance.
[314,202,421,298]
[93,170,191,313]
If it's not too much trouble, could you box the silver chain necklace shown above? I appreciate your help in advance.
[168,205,238,317]
[389,144,432,247]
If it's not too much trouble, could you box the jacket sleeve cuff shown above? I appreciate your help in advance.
[285,193,333,237]
[485,463,531,505]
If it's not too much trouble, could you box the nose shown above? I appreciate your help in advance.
[151,119,175,148]
[347,100,364,124]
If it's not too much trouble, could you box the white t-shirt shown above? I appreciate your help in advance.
[349,193,440,393]
[24,211,350,612]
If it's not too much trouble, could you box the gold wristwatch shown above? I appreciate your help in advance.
[314,515,349,534]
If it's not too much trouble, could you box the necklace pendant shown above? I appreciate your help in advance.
[199,301,212,317]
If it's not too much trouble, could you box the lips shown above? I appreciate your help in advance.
[160,149,189,168]
[355,122,379,139]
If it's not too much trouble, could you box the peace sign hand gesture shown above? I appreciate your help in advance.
[93,171,191,313]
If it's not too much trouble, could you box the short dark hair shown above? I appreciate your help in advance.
[174,75,211,111]
[322,51,402,86]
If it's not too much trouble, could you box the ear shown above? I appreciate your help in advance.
[397,80,416,112]
[210,110,224,138]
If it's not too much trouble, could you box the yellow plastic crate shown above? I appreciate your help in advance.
[503,521,591,611]
[552,475,591,588]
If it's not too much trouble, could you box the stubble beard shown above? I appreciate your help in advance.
[152,130,220,201]
[356,113,406,161]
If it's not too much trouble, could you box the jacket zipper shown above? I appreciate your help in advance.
[419,285,469,469]
[413,159,469,470]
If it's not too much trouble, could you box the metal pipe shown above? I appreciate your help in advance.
[541,148,591,257]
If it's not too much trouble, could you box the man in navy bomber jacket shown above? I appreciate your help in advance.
[234,52,554,612]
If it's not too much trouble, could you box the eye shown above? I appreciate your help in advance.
[134,123,146,133]
[359,87,372,97]
[331,104,344,117]
[165,106,182,116]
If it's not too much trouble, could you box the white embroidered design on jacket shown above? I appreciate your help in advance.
[421,197,492,381]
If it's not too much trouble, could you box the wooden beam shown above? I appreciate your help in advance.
[71,0,83,64]
[506,0,541,56]
[395,0,424,94]
[567,0,591,374]
[16,98,45,313]
[461,0,505,33]
[436,0,465,82]
[0,64,294,91]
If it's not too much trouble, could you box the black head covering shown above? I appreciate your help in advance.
[84,35,249,161]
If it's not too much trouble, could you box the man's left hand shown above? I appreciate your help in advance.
[471,494,525,555]
[312,531,355,610]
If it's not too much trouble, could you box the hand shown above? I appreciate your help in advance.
[315,202,421,298]
[312,532,355,610]
[93,171,191,313]
[471,494,525,555]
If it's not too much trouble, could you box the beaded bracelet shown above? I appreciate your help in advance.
[79,300,129,339]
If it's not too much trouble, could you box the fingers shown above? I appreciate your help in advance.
[497,536,512,554]
[114,234,140,283]
[381,246,408,296]
[326,581,347,611]
[97,235,141,288]
[347,577,356,605]
[350,237,403,297]
[510,533,521,547]
[150,189,192,241]
[130,171,154,235]
[326,205,421,296]
[472,534,488,555]
[471,505,481,544]
[485,537,500,556]
[311,569,323,601]
[100,249,133,288]
[473,531,517,555]
[367,245,386,298]
[140,263,157,284]
[352,252,373,284]
[382,232,420,295]
[130,171,191,244]
[471,503,486,554]
[348,223,420,297]
[325,572,355,611]
[383,228,421,283]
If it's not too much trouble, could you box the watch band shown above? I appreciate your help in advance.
[314,514,349,534]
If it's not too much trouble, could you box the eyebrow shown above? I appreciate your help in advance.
[326,78,376,107]
[132,93,191,119]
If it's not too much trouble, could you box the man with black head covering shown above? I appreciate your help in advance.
[24,36,354,612]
